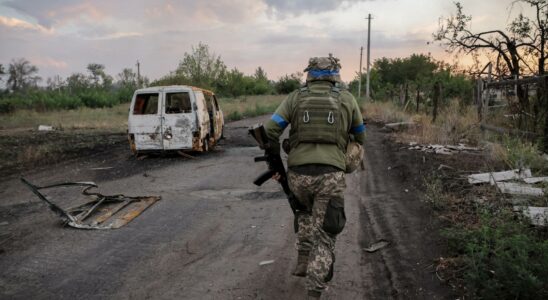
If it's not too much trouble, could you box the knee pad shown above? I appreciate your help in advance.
[322,199,346,235]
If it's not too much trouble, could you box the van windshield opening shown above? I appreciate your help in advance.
[133,93,159,115]
[166,92,192,114]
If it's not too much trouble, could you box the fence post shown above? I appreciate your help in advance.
[432,81,440,122]
[543,76,548,153]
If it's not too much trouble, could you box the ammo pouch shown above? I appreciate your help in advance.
[322,198,346,235]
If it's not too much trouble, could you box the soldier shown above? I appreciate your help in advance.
[265,54,366,299]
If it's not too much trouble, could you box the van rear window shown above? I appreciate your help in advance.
[133,93,159,115]
[166,92,192,114]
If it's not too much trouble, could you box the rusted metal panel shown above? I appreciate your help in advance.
[21,178,161,230]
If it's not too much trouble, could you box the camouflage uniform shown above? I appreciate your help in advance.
[264,54,365,298]
[288,169,346,294]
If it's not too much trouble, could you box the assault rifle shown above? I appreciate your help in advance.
[249,124,305,231]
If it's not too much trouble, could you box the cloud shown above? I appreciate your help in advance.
[32,57,68,69]
[264,0,373,16]
[0,15,53,34]
[3,0,105,28]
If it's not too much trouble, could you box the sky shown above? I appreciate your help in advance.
[0,0,539,83]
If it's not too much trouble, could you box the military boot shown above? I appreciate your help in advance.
[291,250,309,277]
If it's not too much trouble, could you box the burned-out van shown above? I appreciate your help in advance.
[128,85,224,154]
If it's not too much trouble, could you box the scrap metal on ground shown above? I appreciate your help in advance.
[465,169,548,226]
[21,177,161,229]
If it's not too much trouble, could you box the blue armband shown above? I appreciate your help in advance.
[350,123,366,134]
[271,113,289,129]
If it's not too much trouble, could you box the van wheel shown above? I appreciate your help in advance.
[202,138,209,152]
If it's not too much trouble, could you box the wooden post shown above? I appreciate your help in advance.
[432,82,440,122]
[477,78,484,122]
[543,76,548,153]
[415,85,420,113]
[404,82,409,107]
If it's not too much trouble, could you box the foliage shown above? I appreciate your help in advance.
[275,72,303,94]
[152,43,275,97]
[489,135,548,172]
[442,209,548,299]
[7,58,41,92]
[349,53,474,105]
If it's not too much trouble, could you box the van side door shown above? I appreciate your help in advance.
[193,91,210,145]
[212,95,224,140]
[128,92,163,151]
[161,90,195,150]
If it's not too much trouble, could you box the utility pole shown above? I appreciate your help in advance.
[358,46,363,99]
[366,13,372,101]
[136,60,141,88]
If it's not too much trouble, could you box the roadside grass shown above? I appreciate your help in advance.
[218,94,285,121]
[0,94,285,174]
[369,99,548,299]
[424,175,548,299]
[363,99,481,145]
[0,103,129,131]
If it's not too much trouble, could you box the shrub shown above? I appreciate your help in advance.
[443,210,548,299]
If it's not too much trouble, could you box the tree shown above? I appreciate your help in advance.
[86,63,113,88]
[117,68,138,87]
[175,43,227,89]
[46,75,65,91]
[0,64,5,82]
[275,72,303,94]
[434,1,547,77]
[7,58,41,92]
[66,72,90,93]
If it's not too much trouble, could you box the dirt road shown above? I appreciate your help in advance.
[0,115,452,299]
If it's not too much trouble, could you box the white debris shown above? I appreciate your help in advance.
[408,143,481,155]
[259,260,275,266]
[467,169,532,185]
[513,206,548,226]
[364,239,391,253]
[38,125,54,131]
[496,182,544,196]
[523,177,548,184]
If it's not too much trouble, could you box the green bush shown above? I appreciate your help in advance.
[443,210,548,299]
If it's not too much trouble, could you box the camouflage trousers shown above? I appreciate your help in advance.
[288,170,346,293]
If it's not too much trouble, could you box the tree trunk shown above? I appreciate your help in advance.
[432,82,440,122]
[543,77,548,153]
[416,85,420,113]
[404,82,409,106]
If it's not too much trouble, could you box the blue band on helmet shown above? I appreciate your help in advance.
[308,69,340,78]
[271,113,288,129]
[350,123,366,133]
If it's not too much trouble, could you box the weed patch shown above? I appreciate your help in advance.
[442,209,548,299]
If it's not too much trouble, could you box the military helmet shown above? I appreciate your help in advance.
[304,53,342,83]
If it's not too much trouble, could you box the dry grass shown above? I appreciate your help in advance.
[218,94,286,120]
[365,100,482,146]
[0,103,129,131]
[362,101,412,124]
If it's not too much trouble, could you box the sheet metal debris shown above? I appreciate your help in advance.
[38,125,54,131]
[364,239,391,253]
[495,182,545,197]
[21,177,161,230]
[467,169,532,185]
[408,143,481,155]
[513,206,548,226]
